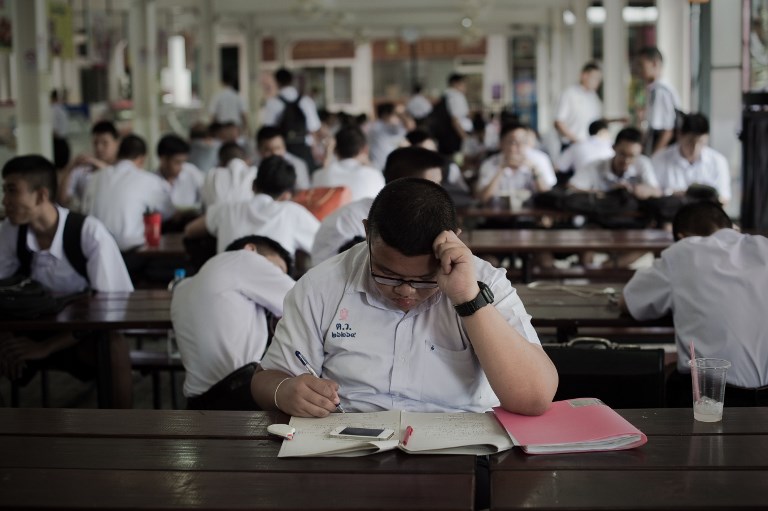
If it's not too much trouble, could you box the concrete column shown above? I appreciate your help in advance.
[128,0,159,166]
[602,0,628,120]
[11,0,52,158]
[0,53,11,102]
[246,18,263,136]
[571,0,592,71]
[656,0,691,111]
[535,28,551,134]
[352,42,373,117]
[549,7,565,108]
[483,34,510,109]
[198,0,217,112]
[275,35,289,66]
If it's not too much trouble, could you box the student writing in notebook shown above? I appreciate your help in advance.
[251,177,558,417]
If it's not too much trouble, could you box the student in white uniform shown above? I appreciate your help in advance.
[84,135,174,252]
[311,125,385,201]
[311,146,445,265]
[555,119,615,175]
[201,142,255,208]
[255,126,310,190]
[156,134,205,216]
[651,113,731,204]
[209,73,248,132]
[638,46,681,156]
[406,84,432,123]
[554,62,604,150]
[621,202,768,405]
[367,102,411,170]
[185,155,319,256]
[252,178,558,417]
[172,235,295,409]
[0,155,134,407]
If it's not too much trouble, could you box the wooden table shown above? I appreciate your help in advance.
[516,283,673,342]
[490,407,768,510]
[135,232,186,259]
[464,229,674,282]
[0,408,477,510]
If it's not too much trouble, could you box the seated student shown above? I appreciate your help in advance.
[311,125,385,201]
[555,119,615,177]
[59,120,120,212]
[475,122,557,205]
[405,129,471,195]
[0,155,134,407]
[185,155,319,256]
[252,177,558,417]
[367,102,412,170]
[201,142,255,208]
[620,202,768,405]
[569,127,661,200]
[84,134,174,252]
[255,126,310,190]
[187,122,221,174]
[171,235,295,409]
[156,134,205,231]
[651,113,731,205]
[310,146,444,265]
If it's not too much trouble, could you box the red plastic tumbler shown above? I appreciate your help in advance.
[143,212,162,247]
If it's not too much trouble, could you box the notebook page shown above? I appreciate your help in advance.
[398,411,514,455]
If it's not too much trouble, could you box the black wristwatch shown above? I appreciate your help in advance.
[453,281,494,317]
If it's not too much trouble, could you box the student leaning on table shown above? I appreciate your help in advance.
[251,177,558,417]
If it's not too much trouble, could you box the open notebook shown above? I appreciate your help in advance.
[278,410,514,457]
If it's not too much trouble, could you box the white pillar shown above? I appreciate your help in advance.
[247,18,263,136]
[483,34,510,109]
[198,0,217,112]
[571,0,591,69]
[602,0,628,120]
[656,0,691,111]
[549,7,565,109]
[128,0,159,166]
[535,28,550,134]
[352,42,373,117]
[11,0,52,158]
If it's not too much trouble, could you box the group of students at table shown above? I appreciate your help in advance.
[1,134,766,412]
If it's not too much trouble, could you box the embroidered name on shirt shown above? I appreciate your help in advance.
[332,322,357,338]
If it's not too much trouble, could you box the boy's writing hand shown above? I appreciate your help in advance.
[276,374,341,418]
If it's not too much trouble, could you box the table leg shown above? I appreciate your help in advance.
[95,332,113,408]
[521,253,533,283]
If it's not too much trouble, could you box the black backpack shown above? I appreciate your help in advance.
[278,95,308,147]
[16,211,89,284]
[428,96,462,155]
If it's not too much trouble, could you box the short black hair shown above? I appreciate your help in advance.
[254,155,296,197]
[222,71,236,87]
[376,102,396,119]
[412,84,423,94]
[53,136,71,170]
[117,134,147,160]
[383,147,445,183]
[218,142,246,166]
[582,61,602,73]
[225,235,293,275]
[189,122,209,140]
[500,121,528,139]
[367,177,457,256]
[672,201,732,241]
[614,127,643,146]
[335,126,367,159]
[448,72,465,86]
[2,155,58,202]
[405,129,433,147]
[638,46,663,63]
[91,120,119,139]
[588,119,609,136]
[680,113,710,136]
[256,125,284,145]
[275,68,293,87]
[157,133,190,158]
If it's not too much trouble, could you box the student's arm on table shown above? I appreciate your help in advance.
[433,230,558,415]
[183,214,209,239]
[0,332,78,380]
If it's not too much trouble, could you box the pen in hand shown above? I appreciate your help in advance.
[294,350,346,413]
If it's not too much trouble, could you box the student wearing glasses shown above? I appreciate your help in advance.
[251,177,558,417]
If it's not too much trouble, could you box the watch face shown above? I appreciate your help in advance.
[480,282,494,303]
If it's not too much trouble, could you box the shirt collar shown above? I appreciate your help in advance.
[26,205,69,261]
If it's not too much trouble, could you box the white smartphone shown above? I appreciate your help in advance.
[329,426,395,440]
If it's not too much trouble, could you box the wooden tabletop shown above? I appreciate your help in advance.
[490,407,768,510]
[0,409,476,511]
[135,232,187,258]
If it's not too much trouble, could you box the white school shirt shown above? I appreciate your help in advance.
[209,86,247,126]
[555,84,603,143]
[260,242,541,413]
[645,80,681,131]
[171,250,294,397]
[477,152,557,194]
[556,136,615,173]
[205,193,320,254]
[623,229,768,388]
[570,156,659,192]
[160,162,204,210]
[651,144,731,201]
[445,87,473,132]
[201,158,256,208]
[84,160,175,251]
[367,120,407,170]
[0,206,133,293]
[311,158,385,201]
[406,94,433,120]
[51,103,70,138]
[262,86,322,144]
[310,197,372,265]
[65,164,98,213]
[252,153,311,191]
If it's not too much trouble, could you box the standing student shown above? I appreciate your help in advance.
[406,84,433,125]
[555,119,615,176]
[172,235,295,409]
[252,177,558,417]
[554,62,604,150]
[638,46,681,156]
[0,155,134,407]
[620,202,768,404]
[367,102,412,170]
[209,73,248,133]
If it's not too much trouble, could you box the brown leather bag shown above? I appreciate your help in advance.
[292,186,352,220]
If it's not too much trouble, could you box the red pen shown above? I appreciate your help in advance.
[402,425,414,446]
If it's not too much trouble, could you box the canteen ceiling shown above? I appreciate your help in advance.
[93,0,657,40]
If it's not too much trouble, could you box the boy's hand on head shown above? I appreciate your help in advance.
[432,230,480,305]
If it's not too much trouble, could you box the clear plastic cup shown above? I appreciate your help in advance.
[688,358,731,422]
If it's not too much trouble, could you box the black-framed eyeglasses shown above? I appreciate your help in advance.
[368,243,439,289]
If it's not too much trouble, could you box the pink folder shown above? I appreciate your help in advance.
[493,398,648,454]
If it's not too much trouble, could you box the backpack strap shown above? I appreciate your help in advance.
[279,94,302,106]
[62,212,89,283]
[15,224,32,278]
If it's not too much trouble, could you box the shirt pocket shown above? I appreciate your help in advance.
[418,338,483,408]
